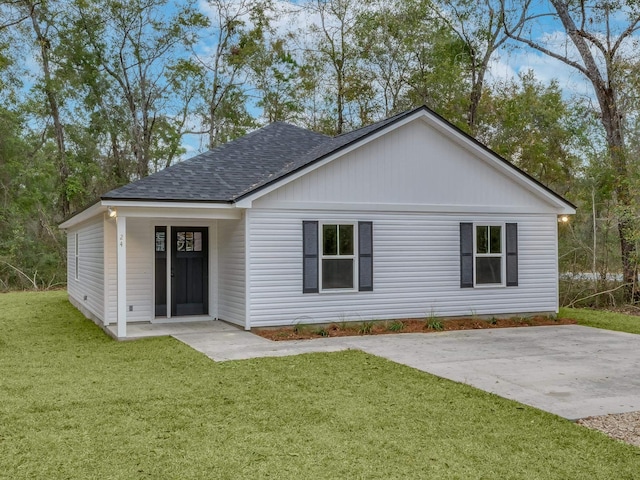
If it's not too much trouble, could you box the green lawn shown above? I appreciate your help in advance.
[560,307,640,335]
[1,292,639,479]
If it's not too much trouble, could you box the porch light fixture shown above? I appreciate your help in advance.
[107,206,117,218]
[558,215,569,223]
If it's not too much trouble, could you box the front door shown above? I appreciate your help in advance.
[171,227,208,316]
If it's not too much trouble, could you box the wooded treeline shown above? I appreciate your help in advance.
[0,0,639,306]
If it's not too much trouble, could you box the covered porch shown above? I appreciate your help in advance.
[103,201,248,338]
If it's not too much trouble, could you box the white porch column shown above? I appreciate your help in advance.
[116,215,127,338]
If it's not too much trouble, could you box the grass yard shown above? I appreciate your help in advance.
[560,307,640,335]
[1,292,639,479]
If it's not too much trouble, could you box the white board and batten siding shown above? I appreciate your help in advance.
[67,216,105,321]
[255,119,558,214]
[247,117,563,327]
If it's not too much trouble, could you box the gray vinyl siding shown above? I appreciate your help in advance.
[248,209,558,327]
[217,218,246,326]
[67,217,105,321]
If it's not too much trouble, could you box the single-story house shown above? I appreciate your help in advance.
[60,105,576,338]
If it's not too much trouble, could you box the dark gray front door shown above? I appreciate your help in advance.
[171,227,208,316]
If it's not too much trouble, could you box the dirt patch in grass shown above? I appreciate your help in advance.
[255,316,577,341]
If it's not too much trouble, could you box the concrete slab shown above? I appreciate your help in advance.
[107,320,237,339]
[339,326,640,420]
[172,324,640,420]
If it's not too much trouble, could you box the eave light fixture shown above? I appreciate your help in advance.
[558,215,569,223]
[107,206,117,218]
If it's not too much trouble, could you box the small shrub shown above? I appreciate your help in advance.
[488,317,498,325]
[388,321,405,332]
[293,323,308,334]
[358,321,374,334]
[426,320,444,331]
[315,327,329,337]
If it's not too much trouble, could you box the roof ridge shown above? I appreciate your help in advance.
[332,106,425,139]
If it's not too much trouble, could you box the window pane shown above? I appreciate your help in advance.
[490,226,502,253]
[323,225,337,255]
[177,232,185,251]
[476,257,502,284]
[476,226,488,254]
[322,259,354,289]
[339,224,354,255]
[155,231,166,252]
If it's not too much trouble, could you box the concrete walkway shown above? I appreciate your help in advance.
[171,325,640,420]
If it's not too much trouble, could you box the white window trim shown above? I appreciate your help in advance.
[319,221,358,293]
[74,232,79,281]
[473,223,505,288]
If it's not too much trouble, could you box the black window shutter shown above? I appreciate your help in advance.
[460,222,474,288]
[358,222,373,291]
[302,221,319,293]
[506,223,518,287]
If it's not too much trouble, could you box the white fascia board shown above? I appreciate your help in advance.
[236,109,576,215]
[100,202,243,220]
[59,202,104,229]
[102,200,236,209]
[61,200,244,229]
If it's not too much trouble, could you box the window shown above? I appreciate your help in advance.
[74,233,79,280]
[321,224,355,289]
[303,221,373,293]
[175,231,202,252]
[475,225,503,285]
[460,222,518,288]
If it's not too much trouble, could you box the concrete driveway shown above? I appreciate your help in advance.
[173,325,640,420]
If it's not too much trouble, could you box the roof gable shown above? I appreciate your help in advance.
[238,107,576,213]
[254,117,561,213]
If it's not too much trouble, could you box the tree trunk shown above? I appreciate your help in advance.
[28,2,70,217]
[336,65,344,135]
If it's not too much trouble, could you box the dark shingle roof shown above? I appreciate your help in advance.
[101,122,330,202]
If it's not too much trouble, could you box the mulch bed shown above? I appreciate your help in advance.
[254,316,577,341]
